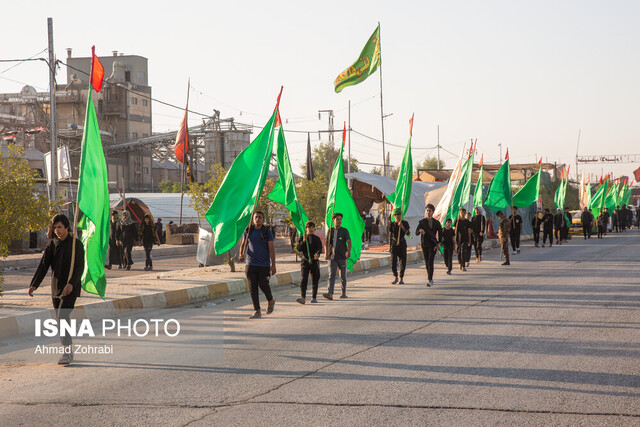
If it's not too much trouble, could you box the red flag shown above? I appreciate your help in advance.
[90,46,104,93]
[174,107,189,164]
[505,148,509,160]
[566,165,570,178]
[634,166,640,183]
[538,157,542,167]
[409,113,414,136]
[599,176,603,185]
[273,86,284,128]
[479,154,483,167]
[342,122,347,148]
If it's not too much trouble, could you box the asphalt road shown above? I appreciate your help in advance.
[1,231,639,426]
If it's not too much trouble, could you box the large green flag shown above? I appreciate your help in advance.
[205,103,278,255]
[622,182,631,205]
[334,23,381,93]
[446,154,474,222]
[605,181,618,212]
[325,138,365,272]
[513,169,541,208]
[77,87,110,298]
[484,158,511,214]
[267,126,309,235]
[387,117,413,218]
[473,159,484,208]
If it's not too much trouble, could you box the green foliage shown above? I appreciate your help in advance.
[416,156,445,170]
[158,180,175,193]
[297,176,329,227]
[300,141,359,183]
[188,163,228,219]
[0,145,60,296]
[171,182,182,193]
[370,166,400,180]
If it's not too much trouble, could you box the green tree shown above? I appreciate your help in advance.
[300,141,359,183]
[416,156,445,170]
[297,176,329,227]
[541,178,579,211]
[188,163,228,218]
[0,145,59,296]
[158,180,176,193]
[370,165,400,180]
[171,182,182,193]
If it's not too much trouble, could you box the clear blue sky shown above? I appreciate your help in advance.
[2,0,639,181]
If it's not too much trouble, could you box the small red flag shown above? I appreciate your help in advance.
[90,46,104,93]
[273,86,284,128]
[342,122,347,148]
[409,113,414,137]
[538,157,542,167]
[505,148,509,160]
[174,107,189,164]
[479,154,483,167]
[634,167,640,183]
[599,176,603,185]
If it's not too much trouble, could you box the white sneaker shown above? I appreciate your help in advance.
[512,251,517,255]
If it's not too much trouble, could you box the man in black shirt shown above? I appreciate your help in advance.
[554,208,564,245]
[509,206,523,254]
[324,213,351,300]
[389,207,410,284]
[580,207,593,239]
[363,210,375,245]
[106,210,122,269]
[532,211,543,247]
[602,208,610,235]
[454,208,472,271]
[542,208,554,247]
[119,211,138,270]
[442,218,455,275]
[155,217,164,244]
[471,206,486,262]
[296,221,323,304]
[416,203,442,287]
[29,214,85,365]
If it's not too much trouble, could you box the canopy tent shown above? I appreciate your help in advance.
[346,171,446,246]
[109,193,200,225]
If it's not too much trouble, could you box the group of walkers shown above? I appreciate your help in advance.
[106,210,162,272]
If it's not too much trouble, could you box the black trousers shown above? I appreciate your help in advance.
[391,244,407,278]
[107,239,121,267]
[443,244,453,271]
[533,229,540,245]
[144,244,153,268]
[583,223,592,238]
[472,233,483,257]
[422,246,437,281]
[246,265,273,311]
[121,243,133,268]
[554,228,562,243]
[300,260,320,299]
[457,241,470,266]
[597,225,604,238]
[365,226,373,243]
[543,227,553,245]
[52,294,78,348]
[510,231,520,252]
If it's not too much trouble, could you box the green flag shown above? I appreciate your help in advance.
[387,117,413,218]
[446,154,474,222]
[484,158,511,214]
[605,181,618,212]
[554,177,567,211]
[585,181,592,207]
[77,87,110,298]
[622,182,631,205]
[205,99,278,255]
[589,179,609,219]
[513,169,541,208]
[473,160,484,208]
[334,23,381,93]
[267,126,309,235]
[325,138,365,272]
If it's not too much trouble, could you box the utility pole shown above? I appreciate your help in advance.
[47,17,57,202]
[437,125,441,170]
[318,109,335,170]
[498,143,502,165]
[575,129,581,181]
[347,101,351,174]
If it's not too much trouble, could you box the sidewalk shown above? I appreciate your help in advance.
[1,244,198,270]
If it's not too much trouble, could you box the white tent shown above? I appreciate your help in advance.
[109,193,201,225]
[345,172,446,246]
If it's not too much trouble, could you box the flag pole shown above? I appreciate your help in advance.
[377,22,388,243]
[179,78,190,225]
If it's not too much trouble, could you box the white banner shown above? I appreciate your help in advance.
[44,146,72,185]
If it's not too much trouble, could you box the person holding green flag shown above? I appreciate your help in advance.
[324,213,352,300]
[296,221,323,305]
[416,203,442,287]
[389,207,410,284]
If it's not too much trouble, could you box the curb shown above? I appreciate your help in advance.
[0,251,423,340]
